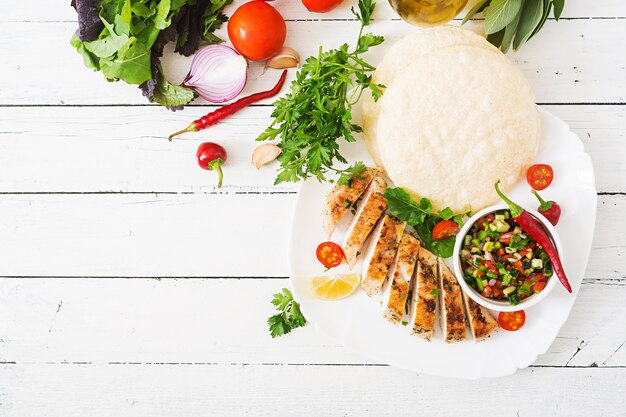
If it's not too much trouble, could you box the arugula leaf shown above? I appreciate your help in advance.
[149,64,196,108]
[385,188,432,226]
[257,0,384,184]
[414,216,457,258]
[267,288,307,338]
[483,0,523,35]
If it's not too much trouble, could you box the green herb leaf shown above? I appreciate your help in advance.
[337,162,367,187]
[258,0,383,184]
[431,288,441,297]
[149,64,195,108]
[384,188,432,226]
[462,0,491,24]
[500,5,522,53]
[268,288,306,338]
[513,0,544,50]
[438,207,454,220]
[483,0,523,35]
[553,0,564,19]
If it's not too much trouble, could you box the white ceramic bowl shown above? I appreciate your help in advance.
[453,203,563,312]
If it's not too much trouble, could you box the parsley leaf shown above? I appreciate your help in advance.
[384,188,432,226]
[431,288,441,297]
[337,162,367,187]
[257,0,384,184]
[267,288,307,338]
[509,234,529,251]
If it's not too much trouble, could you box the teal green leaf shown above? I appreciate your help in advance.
[500,5,522,53]
[483,0,523,34]
[553,0,564,19]
[462,0,491,24]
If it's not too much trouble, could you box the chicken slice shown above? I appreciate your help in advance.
[409,246,438,340]
[383,232,420,324]
[360,215,405,297]
[342,176,388,268]
[437,259,467,343]
[322,167,378,239]
[462,292,499,342]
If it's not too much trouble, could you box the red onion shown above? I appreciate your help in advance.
[484,251,495,263]
[183,45,248,103]
[488,279,497,287]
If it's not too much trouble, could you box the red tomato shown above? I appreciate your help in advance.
[482,286,493,298]
[533,281,547,293]
[483,260,499,274]
[498,310,526,331]
[499,232,514,244]
[316,241,344,268]
[302,0,343,12]
[432,220,460,241]
[227,2,286,61]
[527,164,554,191]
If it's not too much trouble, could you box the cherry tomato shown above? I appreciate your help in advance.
[498,310,526,331]
[302,0,344,13]
[196,142,227,188]
[527,164,554,190]
[227,2,286,61]
[316,241,344,268]
[432,220,460,241]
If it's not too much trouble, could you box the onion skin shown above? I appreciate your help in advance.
[183,44,248,103]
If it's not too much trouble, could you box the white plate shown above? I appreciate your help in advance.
[288,108,597,379]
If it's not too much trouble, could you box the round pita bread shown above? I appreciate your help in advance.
[376,46,540,213]
[363,26,500,167]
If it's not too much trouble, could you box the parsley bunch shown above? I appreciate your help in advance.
[463,0,565,52]
[267,288,307,338]
[257,0,384,184]
[384,188,469,258]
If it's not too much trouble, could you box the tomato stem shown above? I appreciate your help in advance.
[208,158,224,188]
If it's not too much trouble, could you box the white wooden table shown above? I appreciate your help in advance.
[1,1,625,415]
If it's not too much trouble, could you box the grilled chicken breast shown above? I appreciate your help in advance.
[342,176,388,267]
[462,292,499,342]
[410,247,439,340]
[322,168,378,238]
[383,232,420,324]
[437,259,467,343]
[361,215,405,297]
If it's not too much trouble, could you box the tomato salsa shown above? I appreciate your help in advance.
[460,209,553,306]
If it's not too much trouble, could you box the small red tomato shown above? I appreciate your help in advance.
[533,281,547,293]
[527,164,554,190]
[498,310,526,331]
[302,0,344,12]
[432,220,460,241]
[316,241,344,268]
[197,142,227,188]
[228,2,286,61]
[482,286,493,298]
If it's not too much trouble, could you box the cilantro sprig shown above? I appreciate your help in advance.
[267,288,307,338]
[384,187,469,258]
[257,0,384,184]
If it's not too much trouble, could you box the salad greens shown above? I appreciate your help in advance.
[463,0,565,52]
[70,0,231,110]
[384,188,468,258]
[257,0,385,185]
[267,288,307,338]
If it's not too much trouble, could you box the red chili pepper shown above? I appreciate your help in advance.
[532,190,561,226]
[168,70,288,141]
[495,181,572,293]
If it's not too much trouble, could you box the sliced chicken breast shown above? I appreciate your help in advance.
[323,167,378,239]
[383,232,420,324]
[437,259,467,343]
[462,292,499,342]
[361,215,405,297]
[342,176,388,267]
[410,246,438,340]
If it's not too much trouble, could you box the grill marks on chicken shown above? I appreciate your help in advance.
[438,259,467,343]
[361,215,405,297]
[383,232,420,324]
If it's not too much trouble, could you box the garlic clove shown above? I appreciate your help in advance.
[266,47,300,69]
[252,144,282,169]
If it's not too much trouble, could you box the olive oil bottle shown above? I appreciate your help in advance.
[388,0,468,26]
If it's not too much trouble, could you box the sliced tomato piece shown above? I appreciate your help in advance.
[315,241,344,268]
[432,220,460,241]
[482,286,493,298]
[498,310,526,331]
[483,260,499,274]
[533,281,547,293]
[527,164,554,191]
[499,232,514,244]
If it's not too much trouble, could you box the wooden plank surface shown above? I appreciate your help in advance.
[1,18,625,105]
[0,105,623,193]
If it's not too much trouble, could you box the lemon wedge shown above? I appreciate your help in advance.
[310,274,361,300]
